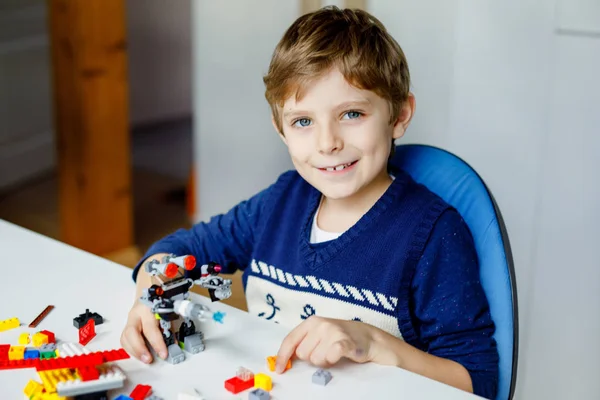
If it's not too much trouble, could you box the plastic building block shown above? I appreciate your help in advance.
[29,305,55,328]
[225,376,254,394]
[78,365,100,381]
[25,348,40,359]
[9,345,25,360]
[30,393,67,400]
[130,383,152,400]
[266,355,291,372]
[40,329,56,344]
[74,309,104,329]
[0,357,40,370]
[254,373,272,391]
[56,365,126,396]
[79,319,96,346]
[24,379,45,397]
[0,317,20,332]
[0,344,9,360]
[249,388,270,400]
[19,332,31,344]
[33,332,49,347]
[114,396,133,400]
[36,348,129,371]
[312,368,332,386]
[39,367,77,393]
[40,343,57,359]
[237,366,254,381]
[58,342,90,357]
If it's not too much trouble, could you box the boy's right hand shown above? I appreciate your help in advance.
[120,301,168,364]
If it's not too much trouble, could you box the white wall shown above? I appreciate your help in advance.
[369,0,599,399]
[126,0,192,125]
[0,1,54,190]
[192,0,296,221]
[193,0,600,398]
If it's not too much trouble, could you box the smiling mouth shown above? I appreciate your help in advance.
[318,160,358,172]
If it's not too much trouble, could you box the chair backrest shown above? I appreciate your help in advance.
[390,144,518,400]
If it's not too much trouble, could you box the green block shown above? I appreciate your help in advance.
[40,350,56,359]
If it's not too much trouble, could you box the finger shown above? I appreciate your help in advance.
[142,317,168,360]
[121,325,152,363]
[309,339,336,368]
[276,322,311,373]
[324,339,354,365]
[296,333,321,364]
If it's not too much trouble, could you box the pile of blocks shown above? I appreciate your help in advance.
[0,329,58,363]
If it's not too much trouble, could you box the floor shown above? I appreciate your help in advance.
[0,117,247,311]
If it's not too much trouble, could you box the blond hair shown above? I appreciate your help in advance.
[263,6,411,134]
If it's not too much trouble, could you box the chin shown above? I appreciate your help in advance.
[316,184,359,200]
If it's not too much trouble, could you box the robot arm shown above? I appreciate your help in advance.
[144,254,197,278]
[193,275,233,301]
[173,299,225,324]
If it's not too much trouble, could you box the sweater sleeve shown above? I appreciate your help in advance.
[131,185,271,282]
[411,209,499,399]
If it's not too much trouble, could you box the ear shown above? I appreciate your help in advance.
[272,115,288,145]
[392,93,416,140]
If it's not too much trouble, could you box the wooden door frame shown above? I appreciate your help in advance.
[47,0,135,258]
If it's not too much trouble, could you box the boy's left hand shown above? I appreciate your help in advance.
[275,316,377,373]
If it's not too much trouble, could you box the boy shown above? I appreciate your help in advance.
[121,6,499,399]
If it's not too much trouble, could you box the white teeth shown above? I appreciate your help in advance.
[323,162,353,172]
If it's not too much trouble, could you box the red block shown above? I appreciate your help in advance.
[0,358,39,370]
[78,366,100,381]
[0,344,10,360]
[79,319,96,346]
[40,330,56,344]
[130,384,152,400]
[224,376,254,394]
[35,348,129,371]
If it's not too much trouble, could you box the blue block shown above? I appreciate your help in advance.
[113,396,133,400]
[24,349,39,359]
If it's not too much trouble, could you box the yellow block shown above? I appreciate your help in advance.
[33,332,49,347]
[31,392,66,400]
[38,368,77,393]
[19,332,31,345]
[0,317,20,332]
[8,345,25,360]
[254,373,273,391]
[24,379,44,397]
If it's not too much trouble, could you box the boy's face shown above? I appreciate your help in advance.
[275,67,414,202]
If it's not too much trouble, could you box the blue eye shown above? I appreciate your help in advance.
[343,111,362,119]
[293,118,312,127]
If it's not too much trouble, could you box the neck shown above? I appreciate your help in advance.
[318,169,392,233]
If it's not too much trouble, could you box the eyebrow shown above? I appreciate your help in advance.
[283,99,372,119]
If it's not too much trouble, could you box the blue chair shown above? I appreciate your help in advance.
[390,144,518,400]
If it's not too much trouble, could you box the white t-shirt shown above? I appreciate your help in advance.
[309,174,395,243]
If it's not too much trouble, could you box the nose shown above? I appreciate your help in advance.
[316,122,343,154]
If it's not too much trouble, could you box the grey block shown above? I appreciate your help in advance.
[166,343,186,364]
[312,368,332,386]
[248,388,270,400]
[183,332,205,354]
[39,343,57,351]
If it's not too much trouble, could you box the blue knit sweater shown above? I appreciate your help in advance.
[132,167,499,398]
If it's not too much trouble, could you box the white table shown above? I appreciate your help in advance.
[0,219,482,399]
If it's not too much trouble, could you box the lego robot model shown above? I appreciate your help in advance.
[139,254,232,364]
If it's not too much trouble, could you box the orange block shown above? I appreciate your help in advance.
[266,355,291,372]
